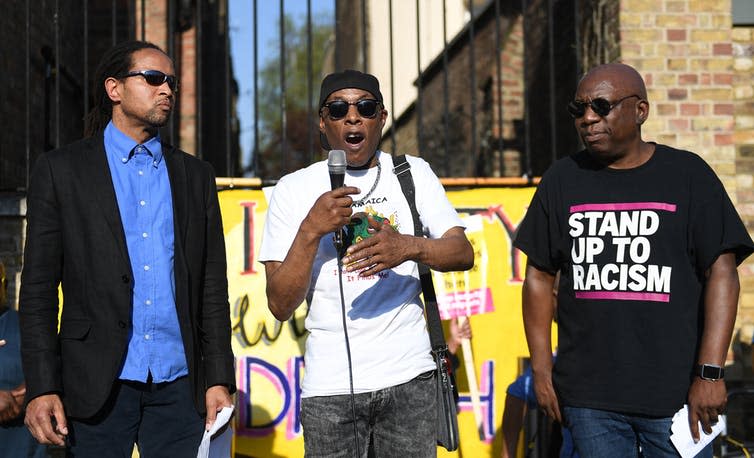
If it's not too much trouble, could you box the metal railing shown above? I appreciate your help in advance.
[1,0,594,191]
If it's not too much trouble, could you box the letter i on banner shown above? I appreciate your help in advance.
[434,215,490,440]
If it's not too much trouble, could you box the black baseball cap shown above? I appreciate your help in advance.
[318,69,383,108]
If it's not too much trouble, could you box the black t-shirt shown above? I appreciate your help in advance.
[514,144,754,416]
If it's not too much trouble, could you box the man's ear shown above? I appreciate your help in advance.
[104,77,122,103]
[319,116,331,150]
[636,99,649,125]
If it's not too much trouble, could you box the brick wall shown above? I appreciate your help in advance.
[387,13,524,174]
[733,24,754,341]
[579,0,621,73]
[0,1,88,192]
[179,27,198,156]
[134,0,237,168]
[413,7,519,178]
[138,0,199,157]
[499,16,525,177]
[141,0,169,51]
[620,0,754,339]
[0,0,233,305]
[0,1,91,308]
[394,1,579,178]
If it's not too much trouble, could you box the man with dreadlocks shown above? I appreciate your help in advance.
[19,40,235,455]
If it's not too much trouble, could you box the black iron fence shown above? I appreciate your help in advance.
[1,0,608,191]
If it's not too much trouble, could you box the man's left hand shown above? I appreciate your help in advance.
[343,215,410,276]
[687,377,726,441]
[11,383,25,406]
[0,389,22,423]
[204,385,233,431]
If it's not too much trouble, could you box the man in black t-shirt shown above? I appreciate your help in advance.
[514,63,754,458]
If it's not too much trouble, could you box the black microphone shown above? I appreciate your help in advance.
[328,150,347,248]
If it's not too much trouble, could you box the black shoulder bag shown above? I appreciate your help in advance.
[393,154,460,452]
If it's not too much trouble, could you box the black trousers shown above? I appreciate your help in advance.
[67,376,204,458]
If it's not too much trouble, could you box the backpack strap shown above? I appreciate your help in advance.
[392,154,447,351]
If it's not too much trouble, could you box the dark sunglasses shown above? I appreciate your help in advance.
[567,94,640,118]
[321,99,381,120]
[120,70,178,92]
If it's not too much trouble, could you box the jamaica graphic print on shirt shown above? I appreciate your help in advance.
[569,202,674,302]
[343,206,399,247]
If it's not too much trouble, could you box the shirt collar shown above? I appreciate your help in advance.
[104,121,164,167]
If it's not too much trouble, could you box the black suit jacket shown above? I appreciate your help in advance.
[19,132,235,419]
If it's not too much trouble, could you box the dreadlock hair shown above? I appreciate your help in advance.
[84,40,165,137]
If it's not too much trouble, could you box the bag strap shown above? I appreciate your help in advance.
[392,154,448,351]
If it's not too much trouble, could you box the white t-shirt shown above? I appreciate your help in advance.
[259,151,464,397]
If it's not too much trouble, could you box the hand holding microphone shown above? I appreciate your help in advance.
[302,188,357,244]
[302,150,358,247]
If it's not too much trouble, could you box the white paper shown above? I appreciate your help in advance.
[197,405,234,458]
[669,404,725,458]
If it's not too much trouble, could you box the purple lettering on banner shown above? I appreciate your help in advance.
[236,356,304,438]
[456,359,496,443]
[286,356,305,439]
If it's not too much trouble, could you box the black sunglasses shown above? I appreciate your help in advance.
[120,70,178,92]
[321,99,381,120]
[567,94,640,118]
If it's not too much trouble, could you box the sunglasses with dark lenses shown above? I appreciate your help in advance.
[322,99,381,120]
[120,70,179,92]
[567,94,640,118]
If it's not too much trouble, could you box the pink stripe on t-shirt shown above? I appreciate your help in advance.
[569,202,677,213]
[575,291,670,302]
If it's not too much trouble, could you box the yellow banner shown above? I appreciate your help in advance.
[220,186,539,457]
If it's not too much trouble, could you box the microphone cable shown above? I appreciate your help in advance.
[335,235,361,457]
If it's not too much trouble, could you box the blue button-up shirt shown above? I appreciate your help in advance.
[104,122,188,383]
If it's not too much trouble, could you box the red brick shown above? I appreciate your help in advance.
[713,73,733,85]
[666,1,686,12]
[714,103,734,115]
[679,74,698,85]
[623,43,642,56]
[668,88,688,100]
[670,118,690,130]
[715,133,734,146]
[657,103,677,115]
[667,29,687,41]
[713,43,733,56]
[680,103,701,116]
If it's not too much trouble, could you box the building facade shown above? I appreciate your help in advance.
[1,0,753,356]
[0,0,239,309]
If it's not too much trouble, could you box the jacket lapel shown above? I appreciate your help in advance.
[164,145,190,321]
[82,134,131,266]
[164,145,188,250]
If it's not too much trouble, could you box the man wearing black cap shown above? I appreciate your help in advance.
[259,69,474,456]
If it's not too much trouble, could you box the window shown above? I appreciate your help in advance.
[733,0,754,26]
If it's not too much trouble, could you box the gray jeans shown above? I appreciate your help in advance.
[301,370,437,458]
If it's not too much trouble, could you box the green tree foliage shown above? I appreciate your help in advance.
[255,13,333,180]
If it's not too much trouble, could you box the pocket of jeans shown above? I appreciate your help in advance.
[415,370,435,381]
